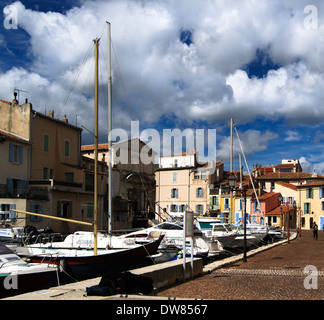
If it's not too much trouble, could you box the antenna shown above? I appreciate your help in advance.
[14,88,29,102]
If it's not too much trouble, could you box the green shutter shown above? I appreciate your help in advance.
[57,201,62,216]
[68,201,72,218]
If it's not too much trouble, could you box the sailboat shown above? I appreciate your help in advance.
[15,23,162,280]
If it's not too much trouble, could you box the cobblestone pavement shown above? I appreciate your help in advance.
[156,230,324,300]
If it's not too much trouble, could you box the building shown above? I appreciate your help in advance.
[81,138,156,228]
[155,150,223,221]
[0,95,104,234]
[297,181,324,230]
[0,129,31,226]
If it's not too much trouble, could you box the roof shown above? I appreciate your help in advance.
[257,192,278,200]
[0,129,30,144]
[255,171,320,180]
[276,182,298,191]
[297,180,324,187]
[266,204,293,216]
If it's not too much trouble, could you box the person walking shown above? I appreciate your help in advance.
[313,222,318,240]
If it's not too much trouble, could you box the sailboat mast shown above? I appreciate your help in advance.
[94,38,100,255]
[230,118,234,226]
[107,22,113,237]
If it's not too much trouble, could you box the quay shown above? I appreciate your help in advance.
[4,230,316,300]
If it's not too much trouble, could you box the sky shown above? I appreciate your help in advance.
[1,0,324,174]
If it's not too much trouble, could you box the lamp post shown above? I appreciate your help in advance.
[278,194,290,244]
[228,173,247,262]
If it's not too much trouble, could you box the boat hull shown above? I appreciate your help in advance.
[0,267,57,298]
[19,236,163,280]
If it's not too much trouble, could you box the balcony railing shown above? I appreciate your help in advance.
[0,184,48,200]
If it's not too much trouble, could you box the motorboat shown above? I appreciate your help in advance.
[195,218,237,249]
[0,226,24,242]
[0,243,58,298]
[236,222,269,243]
[117,222,211,258]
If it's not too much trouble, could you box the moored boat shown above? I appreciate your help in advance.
[0,243,58,298]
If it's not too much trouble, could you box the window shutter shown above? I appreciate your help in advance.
[9,204,16,219]
[175,189,178,198]
[30,205,36,222]
[19,146,23,164]
[311,188,314,199]
[68,202,72,218]
[39,205,43,222]
[9,144,14,162]
[306,189,309,199]
[57,201,62,216]
[6,178,13,197]
[210,197,213,207]
[320,188,323,199]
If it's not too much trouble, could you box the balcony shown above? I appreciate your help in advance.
[0,184,48,200]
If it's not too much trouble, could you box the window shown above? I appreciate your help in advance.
[322,202,324,211]
[85,173,94,192]
[304,203,311,214]
[201,172,207,180]
[43,134,49,152]
[173,172,177,182]
[196,188,204,198]
[170,204,178,212]
[0,203,15,221]
[306,188,313,199]
[86,202,94,219]
[65,172,74,183]
[6,178,27,198]
[224,198,229,209]
[196,204,203,215]
[171,188,178,198]
[30,204,43,222]
[210,196,219,210]
[57,201,72,218]
[64,140,70,157]
[271,182,275,192]
[43,167,48,179]
[194,172,200,180]
[9,144,23,164]
[174,159,178,168]
[180,204,186,212]
[320,188,324,199]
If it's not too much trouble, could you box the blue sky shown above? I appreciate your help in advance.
[1,0,324,174]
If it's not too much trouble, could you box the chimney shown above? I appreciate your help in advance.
[62,115,68,123]
[49,110,54,118]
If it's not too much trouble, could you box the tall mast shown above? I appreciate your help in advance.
[107,22,113,238]
[230,118,234,226]
[94,38,100,255]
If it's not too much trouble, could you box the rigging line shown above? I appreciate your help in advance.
[111,38,133,120]
[71,54,95,126]
[57,41,93,120]
[233,122,264,221]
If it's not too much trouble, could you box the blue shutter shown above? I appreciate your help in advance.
[9,144,14,162]
[19,146,23,164]
[9,204,16,219]
[235,212,240,223]
[39,205,43,222]
[7,178,13,197]
[30,205,36,222]
[320,188,323,199]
